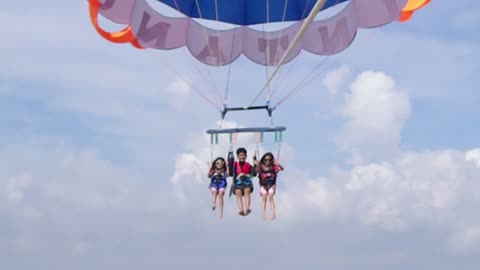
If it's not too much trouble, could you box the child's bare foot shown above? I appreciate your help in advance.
[269,215,276,220]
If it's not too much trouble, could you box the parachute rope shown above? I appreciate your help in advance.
[88,0,430,114]
[265,0,272,100]
[267,0,291,102]
[248,0,328,107]
[268,0,341,101]
[158,53,223,111]
[173,0,223,102]
[262,24,272,103]
[221,1,237,107]
[273,25,369,110]
[223,32,236,106]
[273,57,330,109]
[193,0,225,98]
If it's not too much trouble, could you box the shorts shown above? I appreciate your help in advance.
[210,179,227,193]
[232,177,254,195]
[260,184,276,196]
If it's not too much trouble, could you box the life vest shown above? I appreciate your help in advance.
[234,162,251,178]
[259,165,278,186]
[210,170,227,183]
[233,162,252,186]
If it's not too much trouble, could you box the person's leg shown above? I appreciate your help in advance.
[210,187,218,210]
[260,186,267,219]
[268,185,276,220]
[235,189,244,215]
[244,187,251,215]
[218,188,225,219]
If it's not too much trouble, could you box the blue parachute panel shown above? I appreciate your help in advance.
[156,0,349,25]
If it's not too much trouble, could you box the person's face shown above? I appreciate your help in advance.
[238,152,246,162]
[215,159,224,169]
[263,156,273,165]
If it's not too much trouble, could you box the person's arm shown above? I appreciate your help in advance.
[228,151,235,177]
[254,164,260,174]
[231,161,237,178]
[206,162,212,178]
[253,156,259,173]
[250,163,257,177]
[274,161,284,171]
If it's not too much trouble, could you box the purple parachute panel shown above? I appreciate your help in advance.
[98,0,135,24]
[99,0,407,66]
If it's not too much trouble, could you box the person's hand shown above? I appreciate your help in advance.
[207,162,212,168]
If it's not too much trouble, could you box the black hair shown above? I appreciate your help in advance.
[260,152,275,165]
[236,147,247,155]
[211,157,227,172]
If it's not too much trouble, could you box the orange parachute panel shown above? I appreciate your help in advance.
[400,0,431,22]
[88,0,142,48]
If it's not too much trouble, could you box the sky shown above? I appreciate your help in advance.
[1,0,480,269]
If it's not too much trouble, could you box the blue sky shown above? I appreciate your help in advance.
[1,0,480,269]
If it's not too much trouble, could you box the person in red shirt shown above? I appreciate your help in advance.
[230,147,256,216]
[255,152,284,220]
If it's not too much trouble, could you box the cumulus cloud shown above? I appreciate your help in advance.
[166,111,480,255]
[322,65,351,96]
[449,226,480,255]
[165,70,480,255]
[336,71,411,163]
[169,120,264,201]
[5,174,31,203]
[465,148,480,167]
[165,76,192,110]
[0,143,174,219]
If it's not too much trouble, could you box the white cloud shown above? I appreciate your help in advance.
[166,76,193,110]
[165,106,480,250]
[0,144,170,219]
[169,120,264,201]
[322,65,351,96]
[5,174,31,203]
[449,226,480,255]
[275,148,480,245]
[342,28,479,101]
[170,153,208,200]
[162,70,480,256]
[165,123,480,256]
[71,241,90,255]
[465,148,480,167]
[336,71,411,163]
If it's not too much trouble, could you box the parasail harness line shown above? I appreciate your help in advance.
[207,103,286,167]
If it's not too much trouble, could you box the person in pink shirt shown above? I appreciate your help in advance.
[255,152,284,220]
